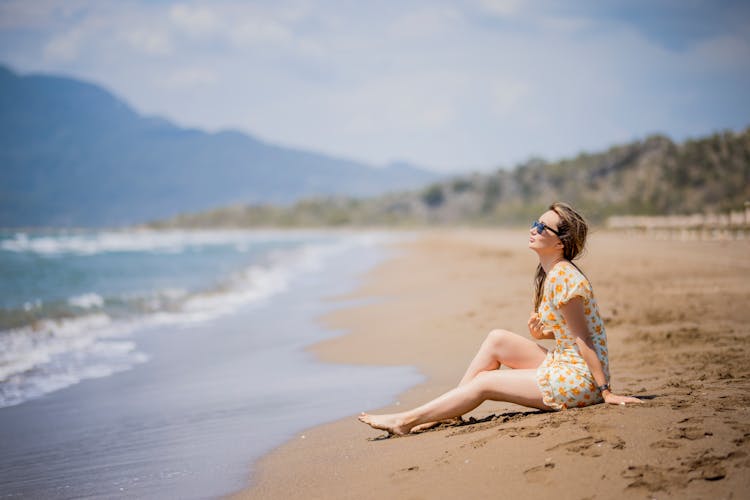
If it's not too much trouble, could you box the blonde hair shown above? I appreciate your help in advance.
[533,202,589,311]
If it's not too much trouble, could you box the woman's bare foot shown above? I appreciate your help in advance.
[357,412,412,436]
[410,417,464,433]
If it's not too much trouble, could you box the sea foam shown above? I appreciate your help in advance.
[0,230,403,408]
[0,228,360,256]
[68,293,105,309]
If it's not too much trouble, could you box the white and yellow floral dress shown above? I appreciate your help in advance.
[535,261,610,410]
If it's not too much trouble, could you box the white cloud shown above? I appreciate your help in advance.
[477,0,523,18]
[273,1,314,24]
[336,71,467,133]
[42,26,85,61]
[169,4,218,37]
[3,1,748,172]
[537,15,591,34]
[388,7,464,39]
[158,67,218,88]
[489,79,529,117]
[123,29,173,56]
[229,17,293,48]
[687,34,750,72]
[0,0,90,29]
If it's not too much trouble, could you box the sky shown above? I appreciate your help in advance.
[1,0,749,173]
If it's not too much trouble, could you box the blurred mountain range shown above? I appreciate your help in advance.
[144,126,750,228]
[0,65,440,228]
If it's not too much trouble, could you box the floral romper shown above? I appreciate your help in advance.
[535,261,610,410]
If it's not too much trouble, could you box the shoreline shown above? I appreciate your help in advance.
[229,228,750,499]
[0,229,423,498]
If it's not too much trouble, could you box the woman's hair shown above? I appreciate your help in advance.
[533,201,589,311]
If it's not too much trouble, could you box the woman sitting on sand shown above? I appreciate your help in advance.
[358,201,642,436]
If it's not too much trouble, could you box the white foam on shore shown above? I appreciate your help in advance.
[0,230,406,408]
[0,313,132,379]
[0,312,151,408]
[0,228,365,256]
[68,293,105,309]
[178,236,371,321]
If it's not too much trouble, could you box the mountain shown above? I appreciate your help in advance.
[0,65,440,228]
[142,126,750,228]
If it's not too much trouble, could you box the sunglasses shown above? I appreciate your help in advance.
[531,220,561,236]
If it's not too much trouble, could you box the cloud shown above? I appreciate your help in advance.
[477,0,523,18]
[687,34,750,72]
[2,1,749,172]
[229,17,293,48]
[158,67,218,88]
[338,72,465,133]
[169,4,218,37]
[0,0,90,29]
[388,6,464,39]
[489,78,529,117]
[123,29,173,56]
[537,14,591,34]
[43,26,85,61]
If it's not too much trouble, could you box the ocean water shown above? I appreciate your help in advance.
[0,228,425,498]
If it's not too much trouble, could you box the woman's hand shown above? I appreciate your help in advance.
[528,312,554,340]
[602,391,644,406]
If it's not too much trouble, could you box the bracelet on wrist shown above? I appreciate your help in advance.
[597,383,610,393]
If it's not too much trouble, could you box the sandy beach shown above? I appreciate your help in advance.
[229,228,750,499]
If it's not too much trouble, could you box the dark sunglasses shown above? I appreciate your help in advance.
[531,220,561,236]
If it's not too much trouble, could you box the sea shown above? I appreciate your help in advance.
[0,227,425,499]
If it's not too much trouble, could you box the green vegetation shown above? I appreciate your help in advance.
[142,126,750,229]
[421,184,445,207]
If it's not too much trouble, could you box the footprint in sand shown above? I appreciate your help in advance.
[546,436,598,453]
[676,416,704,424]
[649,439,681,449]
[545,435,623,457]
[523,462,555,484]
[733,434,749,446]
[621,465,675,492]
[390,464,421,482]
[671,401,691,410]
[466,436,491,449]
[685,450,748,481]
[667,426,710,440]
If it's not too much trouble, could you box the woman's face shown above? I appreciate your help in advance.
[528,209,563,254]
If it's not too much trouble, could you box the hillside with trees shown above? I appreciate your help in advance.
[143,126,750,228]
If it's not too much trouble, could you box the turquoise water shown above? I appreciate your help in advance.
[0,228,421,407]
[0,227,425,498]
[0,228,336,324]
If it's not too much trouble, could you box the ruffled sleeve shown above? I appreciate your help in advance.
[549,265,592,309]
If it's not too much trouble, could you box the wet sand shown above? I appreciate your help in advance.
[229,228,750,499]
[0,234,421,499]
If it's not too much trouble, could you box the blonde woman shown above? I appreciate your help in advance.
[358,202,642,436]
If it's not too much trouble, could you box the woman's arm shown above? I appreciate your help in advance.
[559,297,643,405]
[528,312,555,340]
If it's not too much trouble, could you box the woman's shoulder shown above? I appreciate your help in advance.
[550,261,591,289]
[551,260,584,278]
[548,261,595,305]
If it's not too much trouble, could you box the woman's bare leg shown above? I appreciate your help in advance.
[411,329,547,432]
[458,329,548,384]
[358,368,551,435]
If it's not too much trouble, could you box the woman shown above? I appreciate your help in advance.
[358,202,642,436]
